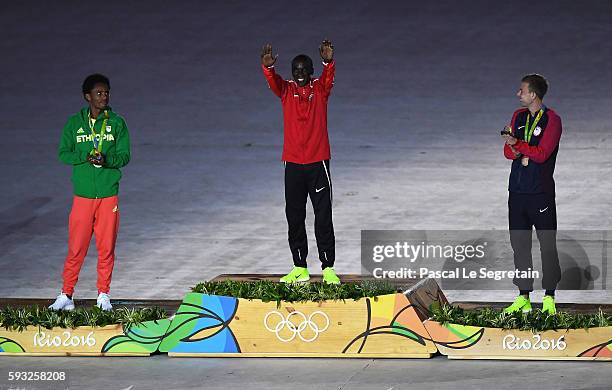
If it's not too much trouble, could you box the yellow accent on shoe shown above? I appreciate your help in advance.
[542,295,557,315]
[503,295,532,313]
[280,267,310,283]
[322,267,340,285]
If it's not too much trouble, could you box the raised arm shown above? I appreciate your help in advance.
[318,39,335,96]
[261,43,286,98]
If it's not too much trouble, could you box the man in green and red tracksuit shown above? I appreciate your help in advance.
[49,74,130,311]
[261,39,340,285]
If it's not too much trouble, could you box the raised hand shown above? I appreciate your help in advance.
[261,44,278,67]
[319,39,334,62]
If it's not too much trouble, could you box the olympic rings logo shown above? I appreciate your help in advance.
[263,310,330,343]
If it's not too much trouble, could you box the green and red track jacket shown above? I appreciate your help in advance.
[58,107,130,198]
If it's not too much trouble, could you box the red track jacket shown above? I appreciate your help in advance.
[504,107,562,163]
[262,60,335,164]
[504,107,562,194]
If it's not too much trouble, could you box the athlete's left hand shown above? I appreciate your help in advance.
[320,39,334,62]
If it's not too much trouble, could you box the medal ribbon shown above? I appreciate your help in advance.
[88,109,109,153]
[524,109,544,144]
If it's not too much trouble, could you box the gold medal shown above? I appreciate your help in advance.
[87,110,109,168]
[519,109,543,168]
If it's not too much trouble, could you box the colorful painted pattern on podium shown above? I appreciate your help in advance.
[0,320,172,356]
[424,320,612,360]
[157,292,437,356]
[158,293,240,353]
[342,294,429,353]
[423,322,484,350]
[102,319,173,354]
[579,340,612,358]
[0,337,25,353]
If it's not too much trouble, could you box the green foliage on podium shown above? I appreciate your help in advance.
[191,280,397,305]
[431,304,611,332]
[0,306,168,332]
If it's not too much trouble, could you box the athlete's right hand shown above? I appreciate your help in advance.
[261,44,278,67]
[509,145,521,157]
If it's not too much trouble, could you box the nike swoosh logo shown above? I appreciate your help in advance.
[316,187,325,193]
[518,126,525,129]
[539,207,548,213]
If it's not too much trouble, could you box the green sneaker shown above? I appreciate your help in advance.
[280,267,310,283]
[542,295,557,315]
[322,267,340,285]
[503,295,532,313]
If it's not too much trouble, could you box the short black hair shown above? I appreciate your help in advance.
[291,54,314,75]
[82,74,110,96]
[521,74,548,100]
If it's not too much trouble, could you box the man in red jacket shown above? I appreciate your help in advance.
[501,74,562,315]
[261,39,340,284]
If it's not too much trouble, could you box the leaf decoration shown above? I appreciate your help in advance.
[0,337,25,353]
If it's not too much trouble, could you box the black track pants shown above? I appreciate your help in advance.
[285,160,335,269]
[508,192,561,291]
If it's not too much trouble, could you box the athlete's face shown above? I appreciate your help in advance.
[85,83,110,112]
[517,82,536,107]
[292,61,311,87]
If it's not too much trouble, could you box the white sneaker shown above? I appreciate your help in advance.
[96,292,113,311]
[49,293,75,311]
